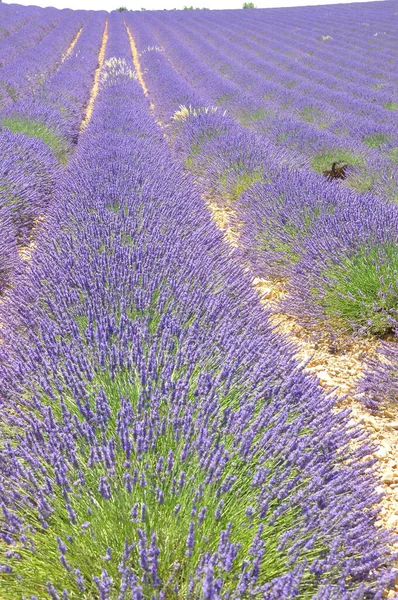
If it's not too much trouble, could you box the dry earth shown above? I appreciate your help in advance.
[80,20,109,132]
[62,26,83,63]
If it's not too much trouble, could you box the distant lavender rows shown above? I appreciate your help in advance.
[136,8,398,201]
[127,6,398,406]
[0,8,105,291]
[0,4,44,43]
[0,12,395,597]
[0,9,64,70]
[0,11,89,108]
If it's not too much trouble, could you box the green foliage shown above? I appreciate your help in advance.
[311,148,364,173]
[363,133,390,149]
[243,1,256,7]
[117,5,127,10]
[238,108,270,126]
[217,163,263,202]
[346,172,374,194]
[383,101,398,111]
[390,147,398,163]
[312,242,398,335]
[230,170,263,200]
[2,116,70,164]
[299,106,327,128]
[0,360,301,598]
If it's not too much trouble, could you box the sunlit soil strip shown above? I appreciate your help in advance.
[206,199,239,247]
[17,217,46,262]
[125,23,155,112]
[61,25,83,63]
[125,23,148,95]
[18,240,36,262]
[80,20,108,132]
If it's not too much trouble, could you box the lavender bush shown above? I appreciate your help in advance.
[282,197,398,335]
[360,342,398,411]
[0,129,58,241]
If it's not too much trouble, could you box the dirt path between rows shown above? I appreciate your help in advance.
[62,25,83,63]
[80,20,108,132]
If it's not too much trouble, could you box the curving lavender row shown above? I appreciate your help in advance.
[0,11,395,598]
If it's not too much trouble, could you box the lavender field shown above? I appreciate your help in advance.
[1,1,398,597]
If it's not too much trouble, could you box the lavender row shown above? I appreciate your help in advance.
[144,11,398,201]
[0,13,105,294]
[0,12,394,597]
[0,11,87,109]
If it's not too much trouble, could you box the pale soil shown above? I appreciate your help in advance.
[62,26,83,63]
[80,20,109,132]
[125,23,156,113]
